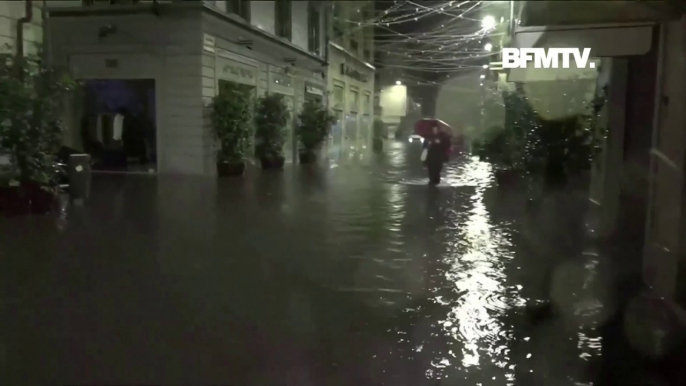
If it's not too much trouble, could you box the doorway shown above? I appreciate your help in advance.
[80,79,157,173]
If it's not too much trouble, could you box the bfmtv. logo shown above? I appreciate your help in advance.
[502,48,595,69]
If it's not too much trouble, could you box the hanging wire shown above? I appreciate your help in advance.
[330,0,502,74]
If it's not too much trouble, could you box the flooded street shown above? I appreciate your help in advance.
[1,142,609,385]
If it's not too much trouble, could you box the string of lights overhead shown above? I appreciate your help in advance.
[332,0,505,75]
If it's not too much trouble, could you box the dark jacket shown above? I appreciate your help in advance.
[424,133,451,165]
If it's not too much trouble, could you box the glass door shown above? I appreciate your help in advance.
[345,112,358,157]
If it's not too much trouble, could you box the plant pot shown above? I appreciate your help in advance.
[25,183,57,214]
[260,156,285,170]
[0,186,30,217]
[299,151,317,164]
[217,162,245,177]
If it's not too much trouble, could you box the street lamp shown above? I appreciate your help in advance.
[396,80,402,85]
[482,15,496,30]
[484,43,493,52]
[482,64,489,69]
[480,74,485,79]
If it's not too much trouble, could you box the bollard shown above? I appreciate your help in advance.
[68,154,91,203]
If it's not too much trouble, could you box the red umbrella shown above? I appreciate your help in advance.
[414,118,453,137]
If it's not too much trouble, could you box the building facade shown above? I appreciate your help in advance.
[326,1,375,161]
[47,0,327,175]
[501,1,686,302]
[0,1,44,58]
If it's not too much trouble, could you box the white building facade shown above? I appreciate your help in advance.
[326,1,375,161]
[47,0,327,175]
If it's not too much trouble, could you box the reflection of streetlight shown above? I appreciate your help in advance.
[484,43,493,52]
[396,80,402,85]
[482,15,496,30]
[482,64,489,69]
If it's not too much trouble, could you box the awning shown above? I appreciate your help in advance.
[507,24,653,82]
[520,1,679,27]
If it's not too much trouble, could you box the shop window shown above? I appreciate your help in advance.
[333,84,345,110]
[227,0,250,21]
[363,93,371,114]
[308,2,321,55]
[349,89,359,112]
[275,0,292,41]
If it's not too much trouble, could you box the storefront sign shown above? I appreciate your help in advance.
[340,64,368,83]
[224,64,254,80]
[305,82,324,96]
[272,73,292,88]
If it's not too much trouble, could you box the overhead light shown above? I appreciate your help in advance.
[484,43,493,52]
[480,74,485,79]
[481,15,496,30]
[483,64,489,69]
[396,80,402,85]
[480,83,483,86]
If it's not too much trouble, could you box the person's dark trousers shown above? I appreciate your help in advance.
[428,162,442,184]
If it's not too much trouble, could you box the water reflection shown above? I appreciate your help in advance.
[0,144,604,385]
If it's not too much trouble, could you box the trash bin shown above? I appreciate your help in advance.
[68,154,91,202]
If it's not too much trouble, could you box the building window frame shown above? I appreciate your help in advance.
[349,87,359,113]
[307,2,321,56]
[227,0,251,21]
[275,0,292,41]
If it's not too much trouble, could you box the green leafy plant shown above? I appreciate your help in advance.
[296,99,335,153]
[210,83,253,164]
[0,55,76,187]
[373,119,387,139]
[255,93,289,160]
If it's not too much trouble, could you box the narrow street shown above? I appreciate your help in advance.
[1,143,611,385]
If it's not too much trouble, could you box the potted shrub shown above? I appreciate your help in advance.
[473,125,525,189]
[372,119,386,152]
[255,93,289,170]
[296,99,335,164]
[0,55,75,216]
[210,83,253,177]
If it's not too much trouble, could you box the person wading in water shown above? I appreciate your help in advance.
[422,124,451,184]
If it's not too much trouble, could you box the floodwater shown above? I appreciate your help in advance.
[0,142,634,385]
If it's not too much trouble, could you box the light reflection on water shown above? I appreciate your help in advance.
[430,157,523,383]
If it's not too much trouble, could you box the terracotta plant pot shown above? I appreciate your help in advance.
[217,162,245,177]
[25,183,57,214]
[299,151,316,165]
[0,182,56,216]
[260,156,285,170]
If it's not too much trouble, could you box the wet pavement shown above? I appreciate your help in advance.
[1,142,625,385]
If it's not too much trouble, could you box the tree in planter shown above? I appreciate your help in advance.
[519,80,606,188]
[296,99,335,164]
[210,83,253,176]
[372,119,387,152]
[255,93,289,169]
[0,55,76,215]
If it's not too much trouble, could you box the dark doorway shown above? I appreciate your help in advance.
[81,79,157,173]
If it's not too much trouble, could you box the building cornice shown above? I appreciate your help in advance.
[330,41,375,71]
[48,2,327,66]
